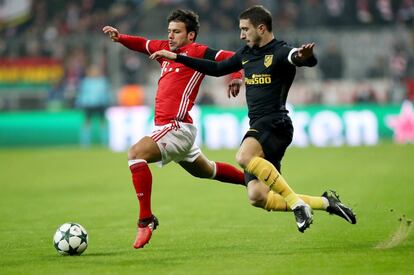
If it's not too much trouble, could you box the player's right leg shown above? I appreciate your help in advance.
[128,136,162,249]
[178,151,245,186]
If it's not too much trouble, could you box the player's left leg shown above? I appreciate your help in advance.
[237,138,306,208]
[179,151,245,186]
[247,181,356,224]
[238,138,312,232]
[128,136,161,249]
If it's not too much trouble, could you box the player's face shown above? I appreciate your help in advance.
[167,21,193,51]
[239,19,261,48]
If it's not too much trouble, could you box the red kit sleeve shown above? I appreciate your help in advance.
[118,34,167,55]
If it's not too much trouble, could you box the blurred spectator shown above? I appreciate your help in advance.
[63,47,87,106]
[390,43,410,80]
[366,55,389,78]
[356,0,373,24]
[76,64,112,147]
[276,0,300,29]
[374,0,394,24]
[297,0,325,28]
[211,0,241,31]
[121,52,143,84]
[324,0,352,26]
[188,0,213,32]
[117,84,145,106]
[197,91,215,105]
[388,43,411,103]
[318,42,345,80]
[47,78,65,111]
[353,83,378,103]
[397,0,414,26]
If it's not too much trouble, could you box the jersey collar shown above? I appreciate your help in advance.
[175,42,195,54]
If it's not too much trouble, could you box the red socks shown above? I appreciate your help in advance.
[214,162,245,186]
[128,160,244,224]
[129,160,153,223]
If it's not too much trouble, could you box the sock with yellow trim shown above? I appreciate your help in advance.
[246,156,302,209]
[299,194,328,210]
[264,191,329,211]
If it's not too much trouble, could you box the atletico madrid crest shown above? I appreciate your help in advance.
[264,55,273,67]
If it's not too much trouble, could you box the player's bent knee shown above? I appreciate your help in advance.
[247,184,267,208]
[235,151,251,168]
[127,146,150,161]
[127,148,137,160]
[249,195,266,208]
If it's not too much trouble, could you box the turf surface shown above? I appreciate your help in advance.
[1,144,413,274]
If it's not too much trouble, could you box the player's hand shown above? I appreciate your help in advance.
[227,78,243,98]
[102,26,120,42]
[297,43,315,60]
[149,50,177,60]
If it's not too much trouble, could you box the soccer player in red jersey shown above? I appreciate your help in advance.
[103,9,245,249]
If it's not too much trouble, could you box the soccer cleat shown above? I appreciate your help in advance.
[133,215,159,249]
[292,204,313,233]
[322,190,356,224]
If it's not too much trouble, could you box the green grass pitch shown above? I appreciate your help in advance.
[1,144,413,274]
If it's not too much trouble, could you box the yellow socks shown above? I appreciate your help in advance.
[299,195,328,210]
[264,191,328,211]
[246,157,301,208]
[264,191,288,211]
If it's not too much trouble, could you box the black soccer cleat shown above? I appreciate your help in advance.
[322,190,356,224]
[293,204,313,233]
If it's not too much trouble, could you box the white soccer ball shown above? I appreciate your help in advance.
[53,223,88,255]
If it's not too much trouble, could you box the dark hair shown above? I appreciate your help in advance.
[167,9,200,41]
[239,5,272,32]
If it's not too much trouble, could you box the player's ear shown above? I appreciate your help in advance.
[258,24,265,34]
[188,31,196,42]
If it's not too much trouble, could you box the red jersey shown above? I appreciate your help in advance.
[119,34,242,125]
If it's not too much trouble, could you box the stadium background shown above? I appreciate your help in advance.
[1,0,414,148]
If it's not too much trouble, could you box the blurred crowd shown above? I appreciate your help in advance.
[2,0,414,45]
[1,0,414,110]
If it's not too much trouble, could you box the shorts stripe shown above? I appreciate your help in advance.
[151,126,173,142]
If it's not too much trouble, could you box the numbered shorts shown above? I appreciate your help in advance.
[150,121,201,166]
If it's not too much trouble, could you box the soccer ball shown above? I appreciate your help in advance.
[53,223,88,255]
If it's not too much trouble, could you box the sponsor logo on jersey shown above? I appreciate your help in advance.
[245,74,272,85]
[264,55,273,67]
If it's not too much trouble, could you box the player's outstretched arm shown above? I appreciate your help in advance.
[291,42,318,67]
[150,50,242,77]
[102,27,154,54]
[102,26,120,42]
[213,50,243,98]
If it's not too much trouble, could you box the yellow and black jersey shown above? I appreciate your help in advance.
[176,39,317,125]
[238,39,296,124]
